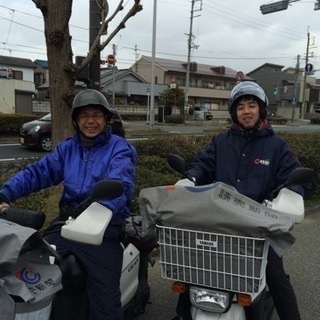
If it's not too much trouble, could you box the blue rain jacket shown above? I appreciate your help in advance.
[0,128,136,225]
[187,120,303,203]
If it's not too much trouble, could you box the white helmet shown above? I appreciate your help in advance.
[229,81,269,123]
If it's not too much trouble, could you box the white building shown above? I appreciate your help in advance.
[0,55,36,114]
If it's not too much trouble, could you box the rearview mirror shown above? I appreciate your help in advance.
[167,154,195,182]
[285,167,314,187]
[77,179,124,208]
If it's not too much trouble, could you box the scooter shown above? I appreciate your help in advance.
[1,179,157,320]
[143,154,314,320]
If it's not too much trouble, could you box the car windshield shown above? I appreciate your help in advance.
[40,114,51,122]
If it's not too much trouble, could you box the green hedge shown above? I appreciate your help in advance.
[0,133,319,217]
[0,113,38,133]
[165,115,185,124]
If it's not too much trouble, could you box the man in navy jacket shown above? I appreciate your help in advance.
[177,82,303,320]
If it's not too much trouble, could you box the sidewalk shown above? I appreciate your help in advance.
[0,133,19,144]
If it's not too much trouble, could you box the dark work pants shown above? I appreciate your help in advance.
[46,225,124,320]
[175,248,301,320]
[266,248,301,320]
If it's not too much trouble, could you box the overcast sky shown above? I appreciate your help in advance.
[0,0,319,77]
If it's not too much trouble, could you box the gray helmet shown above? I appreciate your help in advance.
[228,81,269,123]
[72,89,111,120]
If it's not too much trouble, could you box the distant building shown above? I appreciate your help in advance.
[131,55,254,114]
[0,55,36,114]
[247,63,320,119]
[100,67,167,106]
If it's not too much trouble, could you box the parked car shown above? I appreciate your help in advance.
[194,106,213,121]
[19,109,125,152]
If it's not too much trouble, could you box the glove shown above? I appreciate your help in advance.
[0,202,10,215]
[175,178,195,186]
[0,193,10,214]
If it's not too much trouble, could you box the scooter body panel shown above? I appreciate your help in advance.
[191,304,245,320]
[120,243,140,307]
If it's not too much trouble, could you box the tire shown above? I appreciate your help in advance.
[40,136,52,152]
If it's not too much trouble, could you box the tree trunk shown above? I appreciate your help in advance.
[33,0,76,147]
[32,0,143,147]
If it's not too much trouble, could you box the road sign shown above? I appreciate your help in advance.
[107,54,116,65]
[7,67,13,79]
[305,63,313,73]
[236,71,244,81]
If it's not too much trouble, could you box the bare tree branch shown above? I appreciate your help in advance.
[100,1,142,49]
[77,0,142,74]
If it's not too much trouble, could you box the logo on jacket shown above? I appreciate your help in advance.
[254,158,270,166]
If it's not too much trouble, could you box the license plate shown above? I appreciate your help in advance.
[19,137,24,144]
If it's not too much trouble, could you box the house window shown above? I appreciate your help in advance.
[35,73,45,86]
[176,77,184,86]
[0,68,8,78]
[13,70,23,80]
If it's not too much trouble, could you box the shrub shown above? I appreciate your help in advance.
[0,113,38,133]
[164,115,184,124]
[310,118,320,124]
[268,116,288,125]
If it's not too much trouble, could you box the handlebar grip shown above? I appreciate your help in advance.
[4,208,45,230]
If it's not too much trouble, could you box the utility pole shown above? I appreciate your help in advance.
[300,31,310,120]
[112,44,117,109]
[184,0,201,117]
[89,0,101,90]
[291,54,300,122]
[150,0,157,128]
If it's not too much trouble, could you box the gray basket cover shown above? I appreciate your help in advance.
[139,182,296,256]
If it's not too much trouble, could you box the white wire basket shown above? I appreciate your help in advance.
[157,225,269,294]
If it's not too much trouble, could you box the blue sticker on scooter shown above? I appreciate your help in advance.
[19,267,41,284]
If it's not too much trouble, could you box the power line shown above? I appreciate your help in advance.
[1,8,14,55]
[0,4,87,30]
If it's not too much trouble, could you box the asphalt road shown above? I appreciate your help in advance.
[136,207,320,320]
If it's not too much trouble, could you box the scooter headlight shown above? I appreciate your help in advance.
[189,286,232,313]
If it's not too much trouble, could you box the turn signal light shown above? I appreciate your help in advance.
[172,281,187,294]
[237,293,252,306]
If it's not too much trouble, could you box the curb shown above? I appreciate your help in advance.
[0,136,18,144]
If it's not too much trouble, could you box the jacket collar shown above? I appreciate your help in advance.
[231,119,274,138]
[75,127,112,148]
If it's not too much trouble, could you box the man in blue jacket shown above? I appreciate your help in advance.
[0,89,137,320]
[175,82,302,320]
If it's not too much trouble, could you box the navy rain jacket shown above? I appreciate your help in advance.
[187,120,303,203]
[0,128,136,225]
